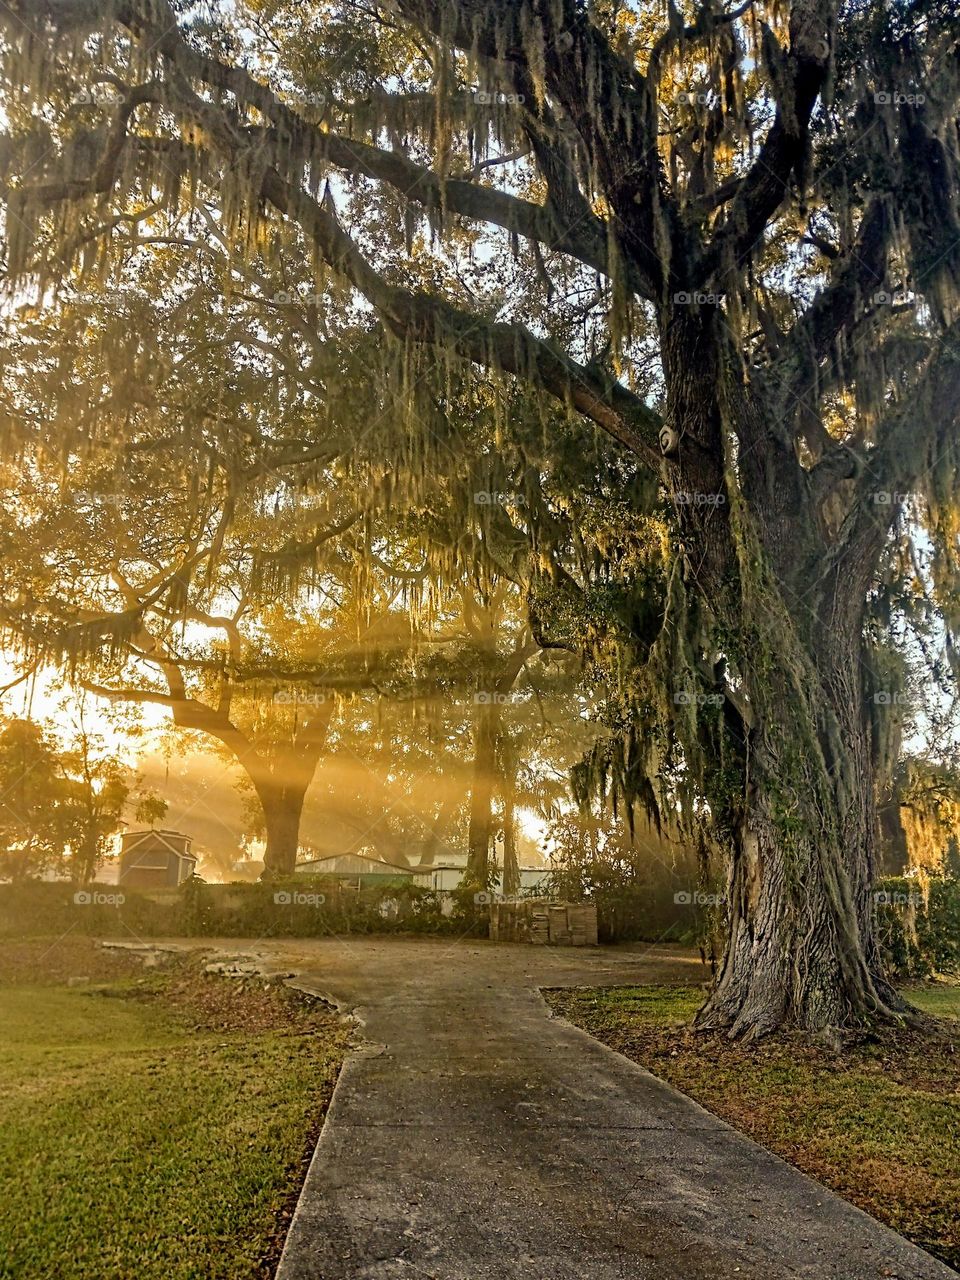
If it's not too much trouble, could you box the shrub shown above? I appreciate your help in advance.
[875,876,960,980]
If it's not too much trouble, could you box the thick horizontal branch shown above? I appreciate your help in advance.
[78,676,272,764]
[18,0,664,460]
[254,508,363,563]
[256,167,663,464]
[646,0,756,89]
[30,0,634,295]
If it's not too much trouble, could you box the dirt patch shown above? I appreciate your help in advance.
[0,933,346,1049]
[132,954,343,1037]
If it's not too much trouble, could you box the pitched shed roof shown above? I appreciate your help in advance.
[295,852,414,875]
[121,829,196,861]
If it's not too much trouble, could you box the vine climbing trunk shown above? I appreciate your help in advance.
[693,589,906,1037]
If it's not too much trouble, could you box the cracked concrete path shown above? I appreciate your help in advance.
[186,936,955,1280]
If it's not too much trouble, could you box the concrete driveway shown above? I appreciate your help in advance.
[183,936,956,1280]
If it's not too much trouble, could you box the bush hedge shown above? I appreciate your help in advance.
[0,877,483,941]
[3,874,956,976]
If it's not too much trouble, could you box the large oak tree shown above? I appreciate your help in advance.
[2,0,959,1035]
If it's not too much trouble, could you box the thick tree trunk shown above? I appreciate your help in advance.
[501,803,520,897]
[253,705,335,880]
[72,831,99,885]
[258,780,308,879]
[499,733,521,896]
[466,698,499,887]
[420,793,458,866]
[659,308,906,1037]
[694,626,907,1038]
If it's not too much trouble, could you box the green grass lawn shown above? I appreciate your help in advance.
[547,983,960,1269]
[0,941,348,1280]
[910,985,960,1020]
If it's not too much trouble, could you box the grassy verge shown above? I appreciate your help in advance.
[546,983,960,1270]
[0,938,349,1280]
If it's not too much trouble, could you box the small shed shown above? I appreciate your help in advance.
[412,863,468,892]
[118,829,197,889]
